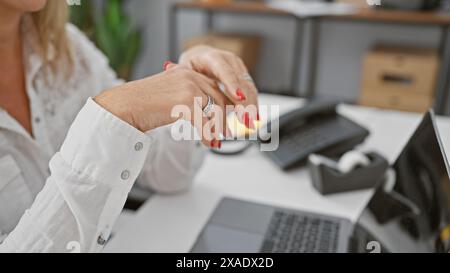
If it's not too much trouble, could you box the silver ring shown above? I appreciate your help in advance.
[242,74,254,83]
[203,95,215,117]
[218,82,226,93]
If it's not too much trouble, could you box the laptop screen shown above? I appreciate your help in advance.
[352,111,450,253]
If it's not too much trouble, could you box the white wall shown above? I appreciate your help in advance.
[125,0,449,114]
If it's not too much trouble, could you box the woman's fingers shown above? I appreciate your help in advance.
[205,54,247,102]
[234,58,259,111]
[191,72,233,139]
[179,47,245,103]
[209,57,251,128]
[206,52,259,130]
[179,46,261,130]
[198,115,219,148]
[190,87,222,149]
[229,57,260,127]
[166,63,226,148]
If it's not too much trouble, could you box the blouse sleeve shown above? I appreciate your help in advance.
[0,99,151,252]
[66,24,206,195]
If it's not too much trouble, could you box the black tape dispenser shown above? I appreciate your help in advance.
[308,150,389,195]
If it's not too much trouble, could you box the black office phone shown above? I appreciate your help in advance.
[260,101,370,170]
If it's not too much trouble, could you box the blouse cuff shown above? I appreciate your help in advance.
[59,98,153,250]
[60,98,152,185]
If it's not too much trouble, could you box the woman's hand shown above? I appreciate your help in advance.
[179,45,259,128]
[94,65,231,148]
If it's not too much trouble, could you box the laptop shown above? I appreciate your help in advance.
[191,111,450,253]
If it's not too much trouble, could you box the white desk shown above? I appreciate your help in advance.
[105,94,450,253]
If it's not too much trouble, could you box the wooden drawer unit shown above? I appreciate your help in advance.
[360,45,439,112]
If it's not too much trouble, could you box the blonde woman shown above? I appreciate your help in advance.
[0,0,258,252]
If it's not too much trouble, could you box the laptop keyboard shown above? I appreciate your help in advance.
[260,211,341,253]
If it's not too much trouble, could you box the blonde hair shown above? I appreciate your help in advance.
[30,0,72,76]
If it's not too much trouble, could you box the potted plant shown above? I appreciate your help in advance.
[70,0,141,80]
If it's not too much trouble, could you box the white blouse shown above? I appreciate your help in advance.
[0,18,205,252]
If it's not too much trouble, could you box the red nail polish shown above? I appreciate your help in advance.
[211,140,216,148]
[163,61,173,71]
[257,113,260,121]
[236,88,246,101]
[218,141,222,149]
[244,113,255,129]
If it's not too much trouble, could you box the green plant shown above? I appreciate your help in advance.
[70,0,141,80]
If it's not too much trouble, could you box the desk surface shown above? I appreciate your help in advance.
[105,95,450,253]
[175,1,450,25]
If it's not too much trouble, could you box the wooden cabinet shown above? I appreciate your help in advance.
[359,45,439,112]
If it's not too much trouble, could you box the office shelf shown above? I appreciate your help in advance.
[169,1,450,114]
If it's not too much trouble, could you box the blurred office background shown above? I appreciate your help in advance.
[70,0,450,114]
[66,1,450,248]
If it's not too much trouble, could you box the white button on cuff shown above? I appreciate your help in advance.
[97,235,106,246]
[121,170,130,180]
[135,142,144,151]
